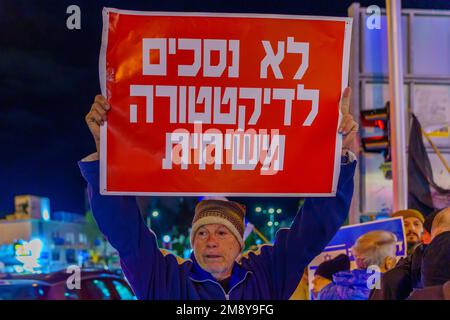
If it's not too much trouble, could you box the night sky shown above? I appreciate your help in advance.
[2,0,450,231]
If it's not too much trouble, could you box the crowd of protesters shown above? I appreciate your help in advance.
[307,207,450,300]
[137,203,450,300]
[82,90,450,300]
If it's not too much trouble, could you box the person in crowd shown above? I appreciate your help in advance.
[430,207,450,240]
[318,230,397,300]
[370,209,440,300]
[289,268,310,300]
[408,207,450,300]
[421,210,439,245]
[312,254,350,299]
[79,89,359,299]
[392,209,425,255]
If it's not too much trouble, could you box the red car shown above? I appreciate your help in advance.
[0,269,136,300]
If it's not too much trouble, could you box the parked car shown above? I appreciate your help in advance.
[0,269,136,300]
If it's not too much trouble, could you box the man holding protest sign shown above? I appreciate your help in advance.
[79,9,358,300]
[79,86,357,300]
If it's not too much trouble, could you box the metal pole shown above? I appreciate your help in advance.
[386,0,408,211]
[347,2,361,224]
[251,226,270,244]
[270,213,274,242]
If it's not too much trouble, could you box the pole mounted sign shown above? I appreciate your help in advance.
[99,8,352,196]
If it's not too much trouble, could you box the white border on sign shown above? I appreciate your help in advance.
[343,216,407,256]
[331,19,353,195]
[105,7,354,22]
[325,216,408,259]
[100,191,337,197]
[99,7,109,195]
[338,216,404,231]
[99,7,353,196]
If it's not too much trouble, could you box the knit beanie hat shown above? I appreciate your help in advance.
[421,231,450,287]
[190,200,246,250]
[392,209,425,224]
[315,254,351,281]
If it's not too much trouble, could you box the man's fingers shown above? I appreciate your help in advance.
[340,117,353,134]
[342,122,359,136]
[94,95,110,110]
[94,94,106,103]
[342,130,358,150]
[340,87,351,115]
[338,114,353,133]
[339,114,359,135]
[86,108,103,126]
[92,102,108,121]
[86,95,110,129]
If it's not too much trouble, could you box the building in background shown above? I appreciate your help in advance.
[0,195,117,274]
[348,3,450,222]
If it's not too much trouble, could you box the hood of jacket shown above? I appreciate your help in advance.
[332,269,371,287]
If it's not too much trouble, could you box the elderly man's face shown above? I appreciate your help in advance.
[404,217,423,244]
[193,224,241,280]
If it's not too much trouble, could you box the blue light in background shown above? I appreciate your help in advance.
[375,215,391,221]
[41,198,51,221]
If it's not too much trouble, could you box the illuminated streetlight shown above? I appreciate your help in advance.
[163,235,171,243]
[268,208,275,214]
[255,206,262,213]
[267,221,273,227]
[152,210,159,218]
[276,208,282,214]
[274,221,279,227]
[42,209,50,221]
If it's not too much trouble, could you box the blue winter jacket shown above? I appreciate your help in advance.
[78,159,356,300]
[318,269,371,300]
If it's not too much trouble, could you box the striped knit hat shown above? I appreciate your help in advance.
[190,200,246,250]
[392,209,425,224]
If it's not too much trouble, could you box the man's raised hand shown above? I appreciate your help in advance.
[85,95,110,153]
[338,87,359,154]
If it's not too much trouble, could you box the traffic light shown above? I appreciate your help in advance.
[360,101,391,160]
[360,101,391,179]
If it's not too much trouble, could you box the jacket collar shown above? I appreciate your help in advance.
[189,252,250,288]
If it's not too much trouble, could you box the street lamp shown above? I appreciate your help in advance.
[147,209,160,228]
[255,206,283,243]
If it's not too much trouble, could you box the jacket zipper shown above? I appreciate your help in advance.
[190,271,252,300]
[227,271,251,299]
[190,278,229,300]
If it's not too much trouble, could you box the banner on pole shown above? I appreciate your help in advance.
[99,8,352,196]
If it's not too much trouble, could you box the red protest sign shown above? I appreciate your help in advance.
[99,8,352,196]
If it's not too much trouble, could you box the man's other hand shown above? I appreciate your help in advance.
[85,94,110,153]
[338,87,359,154]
